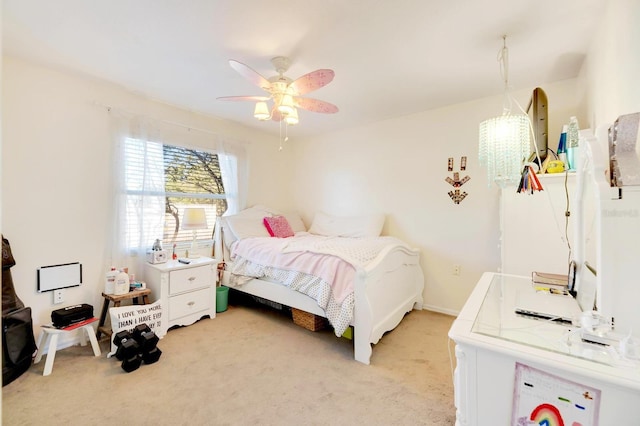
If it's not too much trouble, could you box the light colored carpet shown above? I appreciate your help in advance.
[2,299,456,425]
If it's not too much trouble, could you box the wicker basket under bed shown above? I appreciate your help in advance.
[291,308,329,331]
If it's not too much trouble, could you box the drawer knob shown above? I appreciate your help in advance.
[187,301,195,306]
[188,277,196,281]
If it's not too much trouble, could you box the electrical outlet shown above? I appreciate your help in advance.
[453,264,461,276]
[53,289,64,304]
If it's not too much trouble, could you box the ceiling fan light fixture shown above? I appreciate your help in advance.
[254,101,270,120]
[219,57,338,149]
[277,94,295,115]
[284,108,299,125]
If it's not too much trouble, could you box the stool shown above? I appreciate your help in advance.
[96,288,151,340]
[34,322,101,376]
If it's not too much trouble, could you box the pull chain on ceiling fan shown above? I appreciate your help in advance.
[218,56,338,148]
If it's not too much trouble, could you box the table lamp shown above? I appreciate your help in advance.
[181,208,208,258]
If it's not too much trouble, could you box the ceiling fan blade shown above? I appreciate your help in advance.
[295,97,339,114]
[217,95,270,102]
[229,60,271,90]
[289,69,335,95]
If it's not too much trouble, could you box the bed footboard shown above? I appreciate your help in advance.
[221,243,424,365]
[352,245,424,365]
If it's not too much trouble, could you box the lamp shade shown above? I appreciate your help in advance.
[277,94,295,115]
[284,108,299,125]
[254,102,270,120]
[479,113,530,187]
[181,208,208,230]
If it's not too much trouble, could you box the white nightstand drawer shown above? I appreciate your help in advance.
[169,287,211,321]
[169,265,212,295]
[145,257,217,330]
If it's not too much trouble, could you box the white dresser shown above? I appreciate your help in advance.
[449,272,640,426]
[144,257,218,334]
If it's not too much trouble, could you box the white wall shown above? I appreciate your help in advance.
[1,56,291,341]
[291,79,583,314]
[581,0,640,128]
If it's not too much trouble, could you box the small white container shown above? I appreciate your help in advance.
[114,270,130,295]
[105,268,117,294]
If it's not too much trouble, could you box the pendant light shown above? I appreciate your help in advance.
[479,36,532,188]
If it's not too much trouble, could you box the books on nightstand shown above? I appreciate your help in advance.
[532,271,569,288]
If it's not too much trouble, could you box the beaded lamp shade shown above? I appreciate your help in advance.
[479,113,530,187]
[479,35,533,188]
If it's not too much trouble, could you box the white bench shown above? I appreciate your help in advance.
[34,322,101,376]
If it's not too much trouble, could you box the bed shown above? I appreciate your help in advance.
[213,206,424,365]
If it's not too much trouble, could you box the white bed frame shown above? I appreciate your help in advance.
[215,223,425,365]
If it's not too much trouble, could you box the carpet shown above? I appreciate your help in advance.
[2,301,456,425]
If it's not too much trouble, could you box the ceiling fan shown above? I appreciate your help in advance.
[217,56,338,126]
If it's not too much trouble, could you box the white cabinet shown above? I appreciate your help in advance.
[144,257,217,334]
[449,272,640,426]
[501,173,576,276]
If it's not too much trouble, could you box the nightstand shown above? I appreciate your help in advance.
[144,257,218,333]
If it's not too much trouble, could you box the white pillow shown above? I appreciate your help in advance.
[231,205,276,219]
[308,212,385,238]
[225,215,270,240]
[283,212,307,233]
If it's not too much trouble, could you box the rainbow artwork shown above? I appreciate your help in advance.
[530,403,566,426]
[513,363,599,426]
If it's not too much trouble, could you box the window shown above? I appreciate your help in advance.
[123,138,226,252]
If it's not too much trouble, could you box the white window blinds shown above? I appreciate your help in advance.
[123,138,226,252]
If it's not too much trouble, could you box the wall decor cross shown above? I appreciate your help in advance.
[445,156,470,204]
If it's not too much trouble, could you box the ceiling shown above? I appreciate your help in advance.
[2,0,606,137]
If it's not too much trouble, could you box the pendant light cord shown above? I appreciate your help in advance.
[498,35,513,114]
[498,35,543,171]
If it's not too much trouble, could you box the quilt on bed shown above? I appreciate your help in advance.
[227,233,411,336]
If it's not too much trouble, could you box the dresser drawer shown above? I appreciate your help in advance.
[169,265,212,295]
[169,287,212,321]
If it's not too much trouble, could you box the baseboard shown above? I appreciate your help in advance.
[421,304,459,317]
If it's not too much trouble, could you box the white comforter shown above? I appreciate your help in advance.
[227,232,410,336]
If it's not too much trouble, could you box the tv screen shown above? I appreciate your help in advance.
[37,262,82,292]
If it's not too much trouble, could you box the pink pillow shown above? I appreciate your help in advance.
[263,216,294,238]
